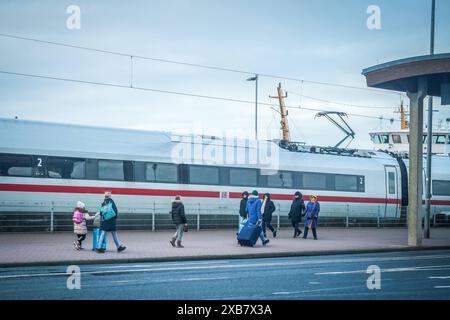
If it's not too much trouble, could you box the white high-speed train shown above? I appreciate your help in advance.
[0,118,449,219]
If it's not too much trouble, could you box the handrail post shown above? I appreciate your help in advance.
[346,204,349,228]
[50,201,54,232]
[152,201,155,231]
[277,203,280,230]
[197,203,200,231]
[377,205,381,229]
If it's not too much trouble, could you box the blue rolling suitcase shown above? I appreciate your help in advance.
[92,228,107,250]
[237,222,262,247]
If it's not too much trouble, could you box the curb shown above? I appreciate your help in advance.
[2,245,450,268]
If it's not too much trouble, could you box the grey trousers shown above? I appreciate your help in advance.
[173,224,184,241]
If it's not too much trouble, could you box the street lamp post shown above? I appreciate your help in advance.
[247,74,258,140]
[425,0,435,239]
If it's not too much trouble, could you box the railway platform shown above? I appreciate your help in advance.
[1,228,450,267]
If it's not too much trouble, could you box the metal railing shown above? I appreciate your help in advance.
[0,200,449,232]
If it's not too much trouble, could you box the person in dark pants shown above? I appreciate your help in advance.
[96,191,126,253]
[170,195,188,248]
[261,193,277,238]
[288,191,305,238]
[238,191,249,235]
[303,194,320,240]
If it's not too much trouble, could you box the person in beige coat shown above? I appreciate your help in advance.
[73,201,97,250]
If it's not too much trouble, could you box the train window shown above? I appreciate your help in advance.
[448,136,450,144]
[229,168,257,187]
[392,134,402,144]
[388,172,396,194]
[335,175,358,192]
[189,166,219,185]
[432,180,450,196]
[302,172,326,190]
[434,135,446,144]
[0,154,32,177]
[267,171,294,188]
[47,157,85,179]
[98,160,124,181]
[146,163,178,183]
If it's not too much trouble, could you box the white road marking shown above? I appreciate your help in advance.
[112,276,230,284]
[271,285,364,296]
[1,254,450,280]
[434,286,450,289]
[428,276,450,279]
[309,282,320,284]
[99,260,231,269]
[316,265,450,275]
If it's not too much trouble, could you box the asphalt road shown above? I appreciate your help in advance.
[1,250,450,300]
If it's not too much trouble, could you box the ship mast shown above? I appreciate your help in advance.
[270,83,290,141]
[399,101,409,129]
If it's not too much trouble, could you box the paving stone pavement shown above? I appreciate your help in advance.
[1,228,450,266]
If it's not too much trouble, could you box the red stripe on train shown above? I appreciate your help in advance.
[1,183,449,205]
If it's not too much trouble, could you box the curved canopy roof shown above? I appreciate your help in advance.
[362,53,450,104]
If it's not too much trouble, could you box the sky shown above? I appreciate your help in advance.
[0,0,449,149]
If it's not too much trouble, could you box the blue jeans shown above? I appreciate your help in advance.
[98,230,120,249]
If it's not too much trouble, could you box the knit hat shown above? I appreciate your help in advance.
[242,191,249,197]
[76,201,85,209]
[175,195,181,201]
[294,191,302,197]
[252,190,258,196]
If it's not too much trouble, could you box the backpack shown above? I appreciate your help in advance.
[72,210,84,224]
[101,202,116,221]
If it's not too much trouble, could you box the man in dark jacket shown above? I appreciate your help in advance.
[238,191,249,234]
[262,193,277,238]
[288,191,305,238]
[170,195,188,248]
[96,191,126,253]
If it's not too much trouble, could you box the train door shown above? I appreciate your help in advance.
[384,166,399,218]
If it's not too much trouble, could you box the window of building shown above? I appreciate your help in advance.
[0,154,32,176]
[388,172,396,194]
[302,172,326,190]
[145,163,178,183]
[380,135,389,144]
[47,157,85,179]
[434,135,446,144]
[392,134,402,144]
[423,135,427,143]
[335,175,358,192]
[229,168,257,187]
[98,160,125,181]
[267,171,294,188]
[433,180,450,196]
[189,166,219,185]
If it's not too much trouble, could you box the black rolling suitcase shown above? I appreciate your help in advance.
[237,221,262,247]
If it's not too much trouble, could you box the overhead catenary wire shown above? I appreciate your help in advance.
[289,92,393,110]
[0,69,405,124]
[0,32,406,97]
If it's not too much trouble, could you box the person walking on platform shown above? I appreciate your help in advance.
[238,191,249,234]
[96,191,126,253]
[246,190,269,246]
[170,195,188,248]
[72,201,96,250]
[303,194,320,240]
[261,193,277,238]
[288,191,305,238]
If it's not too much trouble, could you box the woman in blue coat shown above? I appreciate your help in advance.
[96,191,126,253]
[302,194,320,240]
[245,190,269,246]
